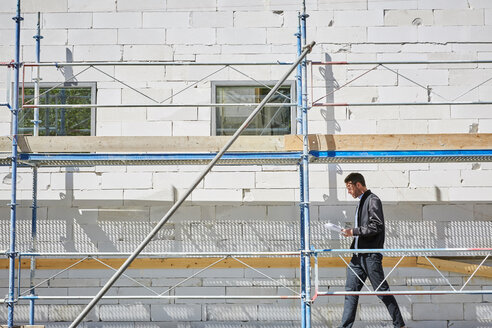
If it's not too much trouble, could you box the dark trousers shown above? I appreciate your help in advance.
[339,253,405,328]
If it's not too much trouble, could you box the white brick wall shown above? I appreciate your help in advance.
[192,11,233,28]
[68,0,115,12]
[334,10,383,26]
[93,12,142,28]
[43,13,92,29]
[115,66,165,82]
[384,10,434,26]
[234,12,283,28]
[123,44,173,60]
[68,29,118,45]
[22,0,68,13]
[368,26,418,42]
[2,1,492,326]
[204,172,255,189]
[167,0,217,11]
[217,28,267,45]
[117,0,166,12]
[167,28,216,44]
[102,172,153,189]
[143,12,190,28]
[118,29,166,45]
[368,0,418,10]
[319,0,367,10]
[255,171,299,189]
[419,26,492,43]
[413,303,463,320]
[172,120,210,136]
[315,27,367,43]
[418,0,470,10]
[410,170,461,188]
[428,119,477,133]
[73,44,122,61]
[434,9,484,26]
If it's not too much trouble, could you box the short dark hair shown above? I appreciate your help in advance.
[344,172,366,187]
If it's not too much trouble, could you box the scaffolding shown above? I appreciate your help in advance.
[1,1,492,328]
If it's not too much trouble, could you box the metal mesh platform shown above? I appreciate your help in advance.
[0,150,490,166]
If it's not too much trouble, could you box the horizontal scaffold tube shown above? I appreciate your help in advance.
[19,251,301,257]
[17,295,300,300]
[315,247,492,254]
[19,248,492,257]
[312,101,492,107]
[311,60,492,65]
[23,61,293,67]
[23,103,296,109]
[317,290,492,296]
[19,59,492,67]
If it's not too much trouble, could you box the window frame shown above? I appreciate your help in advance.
[17,82,97,136]
[211,81,296,136]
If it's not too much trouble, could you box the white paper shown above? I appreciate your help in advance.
[324,222,343,233]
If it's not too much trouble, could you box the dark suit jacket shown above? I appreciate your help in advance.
[350,190,385,249]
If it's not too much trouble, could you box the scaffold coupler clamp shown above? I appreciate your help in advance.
[299,201,310,208]
[301,291,314,305]
[299,12,310,20]
[300,249,314,256]
[6,250,18,259]
[303,41,316,53]
[12,14,23,23]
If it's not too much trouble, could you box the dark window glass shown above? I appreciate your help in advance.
[215,85,292,136]
[20,86,92,136]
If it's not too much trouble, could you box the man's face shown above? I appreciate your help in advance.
[345,181,363,199]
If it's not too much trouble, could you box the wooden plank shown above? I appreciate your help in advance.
[416,257,492,278]
[284,134,492,151]
[0,136,286,153]
[1,134,490,153]
[0,256,417,270]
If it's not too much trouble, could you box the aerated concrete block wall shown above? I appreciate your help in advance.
[0,0,492,327]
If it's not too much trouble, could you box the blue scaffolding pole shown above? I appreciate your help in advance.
[299,2,312,327]
[28,11,42,326]
[7,0,22,327]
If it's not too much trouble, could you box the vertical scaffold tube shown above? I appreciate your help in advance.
[300,1,311,328]
[297,12,307,328]
[33,12,42,136]
[8,0,22,327]
[69,41,315,328]
[29,167,38,325]
[29,12,42,325]
[296,15,303,135]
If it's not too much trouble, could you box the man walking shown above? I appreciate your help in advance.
[339,173,406,328]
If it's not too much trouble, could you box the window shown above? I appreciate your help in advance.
[19,83,95,136]
[213,82,295,136]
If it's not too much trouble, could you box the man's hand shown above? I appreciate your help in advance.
[341,228,353,237]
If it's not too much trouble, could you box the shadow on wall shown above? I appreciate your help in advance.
[62,48,78,86]
[320,53,342,204]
